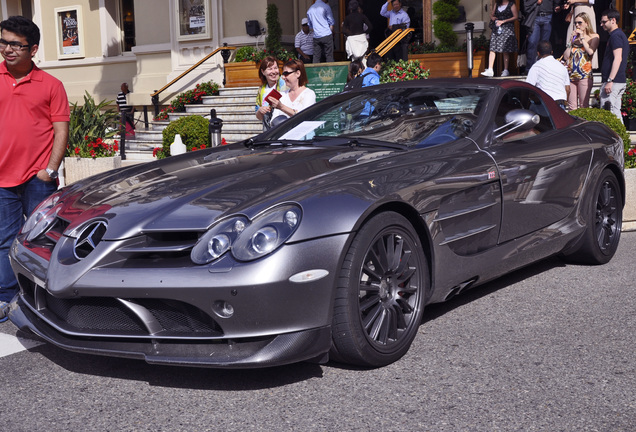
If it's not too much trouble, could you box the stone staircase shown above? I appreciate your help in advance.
[123,86,261,162]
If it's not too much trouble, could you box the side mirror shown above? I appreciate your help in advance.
[270,115,288,129]
[494,109,540,139]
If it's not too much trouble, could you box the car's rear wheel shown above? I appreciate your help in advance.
[565,169,622,264]
[330,212,427,367]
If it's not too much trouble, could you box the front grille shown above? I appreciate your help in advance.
[46,296,147,333]
[22,285,223,339]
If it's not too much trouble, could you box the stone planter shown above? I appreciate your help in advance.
[409,51,487,79]
[623,167,636,231]
[63,156,122,186]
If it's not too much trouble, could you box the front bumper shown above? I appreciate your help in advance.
[9,234,349,368]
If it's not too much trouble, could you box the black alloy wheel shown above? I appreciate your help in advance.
[330,212,427,367]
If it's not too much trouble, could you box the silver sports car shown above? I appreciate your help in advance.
[8,79,624,368]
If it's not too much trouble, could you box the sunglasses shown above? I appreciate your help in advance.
[282,70,297,77]
[574,21,584,25]
[600,20,610,25]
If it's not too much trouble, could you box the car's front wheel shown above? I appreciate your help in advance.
[330,212,427,367]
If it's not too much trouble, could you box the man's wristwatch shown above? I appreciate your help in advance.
[45,168,58,179]
[607,78,614,83]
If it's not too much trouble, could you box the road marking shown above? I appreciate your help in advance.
[0,332,44,358]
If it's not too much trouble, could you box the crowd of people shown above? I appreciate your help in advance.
[480,2,630,120]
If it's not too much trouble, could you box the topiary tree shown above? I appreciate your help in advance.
[432,0,460,49]
[265,4,282,53]
[155,115,210,159]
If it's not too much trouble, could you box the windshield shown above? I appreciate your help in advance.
[264,86,489,147]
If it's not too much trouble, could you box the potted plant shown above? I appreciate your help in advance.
[64,92,122,185]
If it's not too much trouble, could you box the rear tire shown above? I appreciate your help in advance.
[330,212,427,367]
[564,169,622,264]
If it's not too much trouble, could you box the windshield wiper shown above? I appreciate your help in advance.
[243,138,312,148]
[312,136,408,150]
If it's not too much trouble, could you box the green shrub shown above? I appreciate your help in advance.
[234,46,258,62]
[570,107,635,168]
[155,115,210,159]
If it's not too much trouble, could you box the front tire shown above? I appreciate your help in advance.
[330,212,427,367]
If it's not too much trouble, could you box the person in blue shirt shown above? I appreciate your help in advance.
[359,53,383,118]
[360,53,383,87]
[306,0,335,63]
[380,0,410,61]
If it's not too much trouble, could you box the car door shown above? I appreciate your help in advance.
[484,86,593,243]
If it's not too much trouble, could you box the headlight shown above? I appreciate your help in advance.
[21,193,61,242]
[190,204,302,264]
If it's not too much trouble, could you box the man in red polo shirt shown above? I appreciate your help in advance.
[0,16,69,322]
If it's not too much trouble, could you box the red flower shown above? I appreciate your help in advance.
[75,147,81,154]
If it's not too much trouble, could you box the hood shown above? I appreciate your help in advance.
[57,144,400,239]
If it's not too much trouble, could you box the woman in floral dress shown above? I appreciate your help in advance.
[482,0,518,78]
[563,12,598,109]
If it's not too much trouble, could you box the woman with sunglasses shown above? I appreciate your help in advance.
[269,59,316,122]
[564,0,597,68]
[563,12,598,110]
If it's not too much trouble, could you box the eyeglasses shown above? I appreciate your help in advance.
[574,21,584,25]
[0,38,30,51]
[600,20,609,25]
[282,71,297,77]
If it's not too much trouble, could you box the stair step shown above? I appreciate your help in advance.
[199,95,257,105]
[185,104,255,114]
[216,86,259,97]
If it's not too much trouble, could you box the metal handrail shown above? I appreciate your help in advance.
[150,44,236,115]
[375,28,414,57]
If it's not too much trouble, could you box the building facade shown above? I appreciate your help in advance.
[6,1,625,108]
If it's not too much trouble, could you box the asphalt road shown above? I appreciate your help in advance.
[1,233,635,432]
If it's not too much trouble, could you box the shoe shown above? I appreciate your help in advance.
[0,301,9,323]
[501,69,510,77]
[481,68,494,77]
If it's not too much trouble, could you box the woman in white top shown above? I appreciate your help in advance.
[269,59,316,122]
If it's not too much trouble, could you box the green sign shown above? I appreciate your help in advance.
[305,62,349,101]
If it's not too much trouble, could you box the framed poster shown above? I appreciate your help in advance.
[177,0,210,40]
[55,6,85,59]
